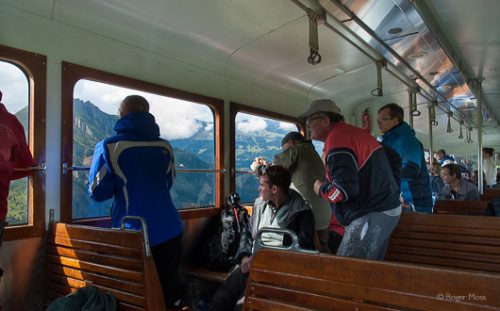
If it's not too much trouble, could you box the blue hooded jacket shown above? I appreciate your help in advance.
[381,122,432,208]
[88,112,183,246]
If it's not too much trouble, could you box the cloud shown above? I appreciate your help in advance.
[236,113,268,133]
[0,61,29,114]
[74,80,213,140]
[279,121,298,131]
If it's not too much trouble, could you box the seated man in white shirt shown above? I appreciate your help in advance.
[209,165,315,311]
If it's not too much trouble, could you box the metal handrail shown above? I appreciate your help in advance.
[120,216,151,257]
[12,163,46,173]
[62,162,225,174]
[253,227,319,254]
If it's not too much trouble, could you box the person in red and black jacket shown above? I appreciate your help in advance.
[0,91,35,280]
[0,91,35,243]
[299,99,401,260]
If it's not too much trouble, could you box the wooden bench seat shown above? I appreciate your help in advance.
[244,248,500,310]
[185,267,228,283]
[433,200,489,215]
[386,213,500,273]
[46,223,166,311]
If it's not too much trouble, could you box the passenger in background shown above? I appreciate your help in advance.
[0,91,35,281]
[438,163,480,201]
[377,103,433,213]
[301,99,401,260]
[209,165,315,311]
[483,148,497,188]
[87,95,185,309]
[429,159,445,197]
[435,149,455,166]
[272,131,337,253]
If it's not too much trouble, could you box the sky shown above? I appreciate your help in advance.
[74,80,214,140]
[1,60,298,141]
[0,61,29,114]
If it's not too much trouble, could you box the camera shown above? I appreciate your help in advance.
[226,192,241,206]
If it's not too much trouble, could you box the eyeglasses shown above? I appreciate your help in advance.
[376,116,394,122]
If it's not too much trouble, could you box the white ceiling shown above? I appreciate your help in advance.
[1,0,498,155]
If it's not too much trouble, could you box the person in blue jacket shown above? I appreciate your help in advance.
[87,95,185,308]
[377,103,433,213]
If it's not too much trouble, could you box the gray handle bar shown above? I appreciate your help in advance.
[254,227,319,254]
[120,216,151,257]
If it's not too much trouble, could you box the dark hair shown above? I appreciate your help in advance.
[281,131,304,146]
[442,163,461,179]
[483,147,494,156]
[122,95,150,113]
[437,149,446,156]
[378,103,404,123]
[260,165,291,192]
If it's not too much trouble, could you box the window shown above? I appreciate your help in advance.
[62,63,223,222]
[1,45,46,240]
[230,103,301,203]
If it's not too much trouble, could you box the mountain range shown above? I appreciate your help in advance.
[8,99,301,222]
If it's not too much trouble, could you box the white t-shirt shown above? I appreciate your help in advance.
[483,158,497,186]
[257,205,284,247]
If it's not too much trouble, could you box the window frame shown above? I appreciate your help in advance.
[229,102,304,194]
[1,44,46,241]
[61,62,224,222]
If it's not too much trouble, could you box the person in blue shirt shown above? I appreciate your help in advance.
[377,103,433,213]
[87,95,185,308]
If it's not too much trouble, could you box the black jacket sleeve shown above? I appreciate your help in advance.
[382,144,402,191]
[284,209,316,250]
[320,148,359,203]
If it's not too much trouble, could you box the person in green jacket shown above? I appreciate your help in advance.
[272,131,339,253]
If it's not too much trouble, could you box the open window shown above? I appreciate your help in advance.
[61,63,223,222]
[230,103,302,203]
[1,45,46,240]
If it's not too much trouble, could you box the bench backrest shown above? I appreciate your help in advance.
[433,200,489,215]
[46,223,166,311]
[244,249,500,310]
[386,213,500,273]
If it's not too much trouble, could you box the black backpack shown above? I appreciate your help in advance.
[204,193,249,271]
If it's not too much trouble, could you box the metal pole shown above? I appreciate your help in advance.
[476,80,483,194]
[427,104,434,163]
[408,89,414,128]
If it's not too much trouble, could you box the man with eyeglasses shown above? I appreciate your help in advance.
[377,103,433,213]
[438,163,480,201]
[300,99,401,260]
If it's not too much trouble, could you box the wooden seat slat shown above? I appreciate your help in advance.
[390,232,500,246]
[51,236,142,258]
[46,223,166,311]
[48,245,143,271]
[47,254,144,282]
[47,263,145,295]
[388,244,500,264]
[243,249,500,311]
[389,237,500,254]
[386,213,500,273]
[185,267,228,283]
[47,274,146,307]
[434,200,489,215]
[396,213,500,228]
[249,282,417,311]
[385,252,500,273]
[53,223,144,249]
